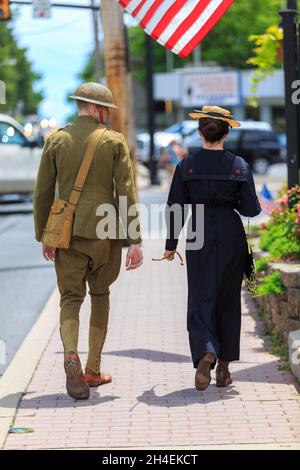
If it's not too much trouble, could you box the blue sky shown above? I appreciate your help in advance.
[13,0,101,124]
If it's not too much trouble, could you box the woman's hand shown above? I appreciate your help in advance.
[164,250,176,261]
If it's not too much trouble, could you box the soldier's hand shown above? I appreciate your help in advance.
[164,250,176,261]
[126,244,143,270]
[42,243,56,262]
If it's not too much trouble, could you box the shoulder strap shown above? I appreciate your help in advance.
[69,127,107,208]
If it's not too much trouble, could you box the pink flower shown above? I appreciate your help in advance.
[296,206,300,224]
[277,194,288,206]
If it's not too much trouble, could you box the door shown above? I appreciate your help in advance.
[0,121,41,193]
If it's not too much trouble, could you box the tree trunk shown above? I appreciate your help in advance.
[101,1,137,175]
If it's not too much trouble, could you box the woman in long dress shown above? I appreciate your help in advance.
[164,106,261,391]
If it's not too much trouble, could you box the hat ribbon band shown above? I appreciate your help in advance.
[201,111,233,119]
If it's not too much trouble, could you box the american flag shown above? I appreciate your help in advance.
[258,183,277,215]
[117,0,236,58]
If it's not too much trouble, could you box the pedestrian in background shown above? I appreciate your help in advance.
[33,83,143,400]
[164,106,261,391]
[164,139,188,179]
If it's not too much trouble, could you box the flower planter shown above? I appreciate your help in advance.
[251,250,300,344]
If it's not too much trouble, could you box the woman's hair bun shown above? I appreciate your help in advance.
[198,118,229,143]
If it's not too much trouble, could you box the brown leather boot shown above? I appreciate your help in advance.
[216,360,233,387]
[64,352,90,400]
[195,352,215,391]
[84,368,112,388]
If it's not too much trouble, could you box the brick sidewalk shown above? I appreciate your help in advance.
[3,240,300,449]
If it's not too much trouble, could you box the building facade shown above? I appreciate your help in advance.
[153,67,285,131]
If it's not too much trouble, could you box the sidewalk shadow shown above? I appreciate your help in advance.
[103,348,190,363]
[0,391,120,409]
[231,363,300,389]
[136,386,239,408]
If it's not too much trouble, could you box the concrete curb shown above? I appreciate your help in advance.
[289,329,300,381]
[0,288,59,449]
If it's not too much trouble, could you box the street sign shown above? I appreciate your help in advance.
[33,0,51,18]
[0,0,11,20]
[182,71,241,107]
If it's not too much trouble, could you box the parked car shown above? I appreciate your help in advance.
[136,120,198,165]
[0,114,41,196]
[183,121,283,174]
[136,130,181,164]
[164,120,198,137]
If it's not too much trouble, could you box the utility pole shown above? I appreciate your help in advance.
[280,5,300,192]
[166,50,174,72]
[91,0,100,83]
[146,34,159,185]
[287,0,297,9]
[193,45,201,67]
[101,0,137,169]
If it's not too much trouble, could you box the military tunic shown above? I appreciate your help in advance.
[33,116,141,245]
[165,149,261,369]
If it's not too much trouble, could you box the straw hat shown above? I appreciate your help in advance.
[189,106,241,128]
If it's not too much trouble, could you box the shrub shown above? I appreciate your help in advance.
[258,185,300,260]
[249,224,260,235]
[256,257,269,272]
[254,271,285,297]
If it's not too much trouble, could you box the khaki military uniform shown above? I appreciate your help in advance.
[33,115,141,374]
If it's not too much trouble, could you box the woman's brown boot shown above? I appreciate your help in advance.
[195,352,216,391]
[216,360,233,387]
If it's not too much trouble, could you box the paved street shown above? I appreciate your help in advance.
[0,211,56,376]
[2,238,300,449]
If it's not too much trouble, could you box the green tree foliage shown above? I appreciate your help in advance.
[128,26,185,82]
[0,23,43,116]
[247,24,283,105]
[128,0,283,81]
[200,0,282,68]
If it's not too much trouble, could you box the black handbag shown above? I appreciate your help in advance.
[244,218,258,295]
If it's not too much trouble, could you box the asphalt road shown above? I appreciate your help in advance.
[0,210,56,375]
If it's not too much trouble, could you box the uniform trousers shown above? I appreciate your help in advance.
[54,236,122,374]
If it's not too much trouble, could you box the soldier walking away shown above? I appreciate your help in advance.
[33,82,143,400]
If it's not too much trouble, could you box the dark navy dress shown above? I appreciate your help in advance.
[165,149,261,369]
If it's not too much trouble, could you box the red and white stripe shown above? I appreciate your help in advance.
[258,196,277,215]
[117,0,236,58]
